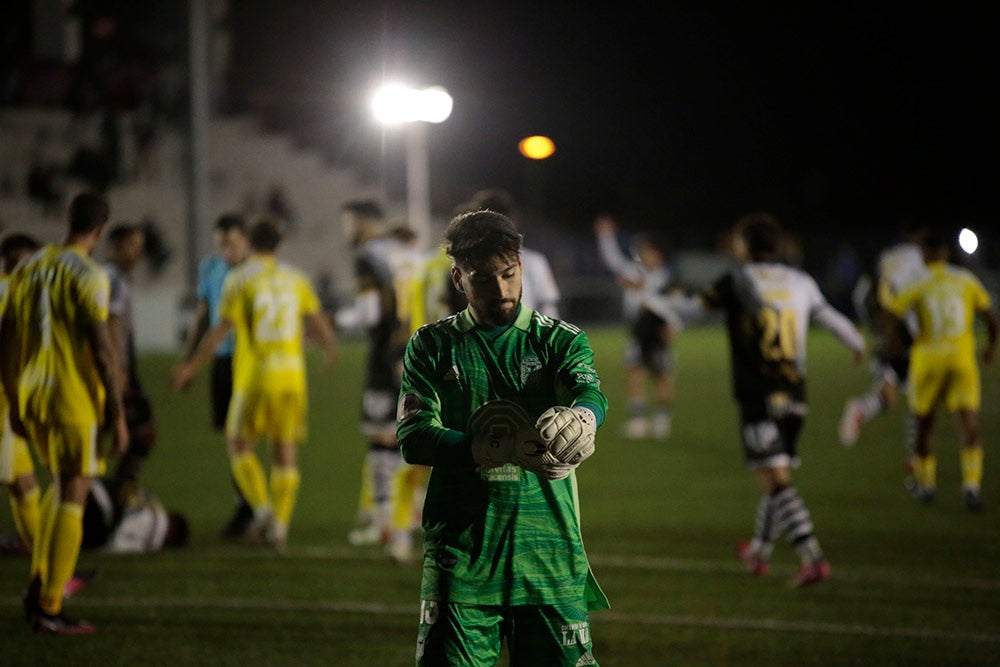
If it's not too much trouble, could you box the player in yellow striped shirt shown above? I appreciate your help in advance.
[0,192,129,634]
[881,232,998,510]
[172,218,338,550]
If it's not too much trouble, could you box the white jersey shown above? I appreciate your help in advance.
[596,228,670,320]
[105,261,136,374]
[699,261,864,403]
[742,262,864,375]
[878,242,927,294]
[519,246,561,318]
[877,241,927,336]
[87,480,172,553]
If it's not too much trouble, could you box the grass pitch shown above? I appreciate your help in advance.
[2,325,998,665]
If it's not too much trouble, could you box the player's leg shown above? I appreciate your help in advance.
[949,357,984,510]
[225,390,271,523]
[388,463,416,562]
[736,408,784,574]
[415,600,504,667]
[745,411,828,586]
[907,413,937,503]
[228,439,272,542]
[620,336,650,440]
[7,474,40,552]
[507,603,599,667]
[348,456,377,544]
[905,349,941,503]
[226,395,272,541]
[896,356,918,462]
[351,388,402,546]
[22,483,54,623]
[768,479,829,587]
[2,424,41,551]
[955,410,984,511]
[839,359,898,446]
[776,415,829,586]
[268,441,298,550]
[213,356,254,538]
[736,491,773,576]
[650,342,674,440]
[266,392,305,550]
[388,463,430,562]
[32,422,100,634]
[20,422,52,623]
[38,474,91,614]
[369,444,403,547]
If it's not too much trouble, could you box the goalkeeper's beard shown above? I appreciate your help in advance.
[478,288,522,327]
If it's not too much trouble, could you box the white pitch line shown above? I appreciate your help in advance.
[596,611,1000,645]
[586,553,1000,591]
[4,595,998,645]
[198,545,1000,592]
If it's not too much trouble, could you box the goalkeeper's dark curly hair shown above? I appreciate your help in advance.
[444,209,522,266]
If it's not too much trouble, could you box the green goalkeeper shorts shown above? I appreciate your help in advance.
[415,599,598,666]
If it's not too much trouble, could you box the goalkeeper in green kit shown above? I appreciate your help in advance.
[397,209,609,666]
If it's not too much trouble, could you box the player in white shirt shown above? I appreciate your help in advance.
[594,215,680,440]
[838,222,928,447]
[663,213,865,586]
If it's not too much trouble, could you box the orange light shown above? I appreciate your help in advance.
[518,135,555,160]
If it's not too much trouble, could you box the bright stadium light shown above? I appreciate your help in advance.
[372,83,453,248]
[372,84,453,125]
[959,227,979,255]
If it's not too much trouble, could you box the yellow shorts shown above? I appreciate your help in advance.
[907,346,980,416]
[1,415,36,484]
[226,389,307,444]
[24,420,105,478]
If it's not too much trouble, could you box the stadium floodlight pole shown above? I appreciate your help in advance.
[372,84,453,248]
[187,0,211,291]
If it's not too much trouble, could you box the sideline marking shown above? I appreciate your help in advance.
[199,545,1000,592]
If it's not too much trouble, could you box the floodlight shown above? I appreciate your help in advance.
[959,227,979,255]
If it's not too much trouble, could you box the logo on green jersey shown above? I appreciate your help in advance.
[520,354,542,385]
[397,393,424,422]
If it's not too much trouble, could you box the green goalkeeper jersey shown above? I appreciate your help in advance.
[397,305,610,611]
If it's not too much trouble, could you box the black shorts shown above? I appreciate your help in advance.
[737,391,806,470]
[873,353,910,386]
[210,355,234,432]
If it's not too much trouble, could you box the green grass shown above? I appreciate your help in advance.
[2,325,999,666]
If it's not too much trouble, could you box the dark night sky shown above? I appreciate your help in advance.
[227,2,998,251]
[183,3,1000,255]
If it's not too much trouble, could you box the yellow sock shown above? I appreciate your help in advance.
[960,446,984,491]
[40,502,84,615]
[912,454,937,490]
[10,485,41,551]
[357,456,373,519]
[269,466,300,533]
[391,464,417,532]
[31,486,57,582]
[230,451,270,510]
